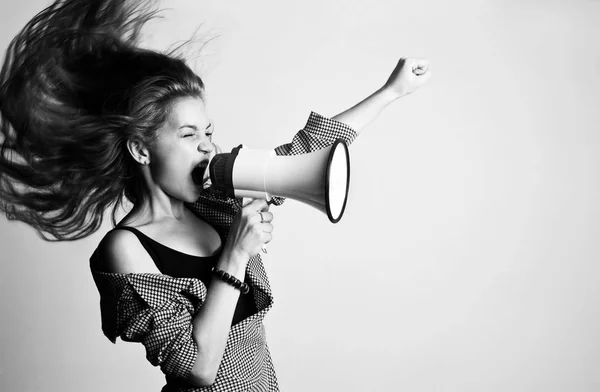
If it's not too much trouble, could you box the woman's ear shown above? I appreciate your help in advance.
[126,138,151,165]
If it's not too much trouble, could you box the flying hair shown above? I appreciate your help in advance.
[0,0,206,240]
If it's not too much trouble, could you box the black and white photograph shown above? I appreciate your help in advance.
[0,1,598,391]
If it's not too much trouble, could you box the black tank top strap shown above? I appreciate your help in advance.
[110,226,165,271]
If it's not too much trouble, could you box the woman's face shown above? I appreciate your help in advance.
[148,96,216,203]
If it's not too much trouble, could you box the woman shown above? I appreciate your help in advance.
[0,0,431,391]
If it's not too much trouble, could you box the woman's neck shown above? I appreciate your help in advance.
[124,194,189,227]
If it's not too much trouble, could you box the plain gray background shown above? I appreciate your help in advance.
[1,0,599,391]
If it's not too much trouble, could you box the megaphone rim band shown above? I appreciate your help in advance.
[325,138,350,224]
[224,145,243,198]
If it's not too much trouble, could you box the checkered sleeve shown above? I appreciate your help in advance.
[273,111,357,156]
[91,272,208,381]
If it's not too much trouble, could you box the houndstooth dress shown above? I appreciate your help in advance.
[90,112,356,391]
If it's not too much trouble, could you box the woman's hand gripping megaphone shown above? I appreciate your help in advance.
[225,198,273,257]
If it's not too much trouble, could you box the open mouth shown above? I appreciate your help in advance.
[191,160,210,188]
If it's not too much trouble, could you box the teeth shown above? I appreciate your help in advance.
[202,160,212,188]
[191,161,208,186]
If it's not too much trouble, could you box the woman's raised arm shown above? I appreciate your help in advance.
[332,57,432,134]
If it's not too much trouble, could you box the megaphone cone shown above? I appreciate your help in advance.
[209,139,350,223]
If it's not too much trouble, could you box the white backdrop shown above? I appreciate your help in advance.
[1,1,599,391]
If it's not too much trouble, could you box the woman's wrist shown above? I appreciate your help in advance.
[211,267,250,294]
[378,85,405,103]
[217,247,249,278]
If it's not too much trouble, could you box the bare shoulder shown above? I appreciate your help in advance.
[92,229,161,274]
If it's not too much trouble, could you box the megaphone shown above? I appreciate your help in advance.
[208,138,350,223]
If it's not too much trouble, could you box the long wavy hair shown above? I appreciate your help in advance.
[0,0,205,241]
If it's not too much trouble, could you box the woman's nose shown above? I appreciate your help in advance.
[198,139,214,154]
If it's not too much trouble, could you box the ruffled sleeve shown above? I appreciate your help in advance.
[91,271,207,380]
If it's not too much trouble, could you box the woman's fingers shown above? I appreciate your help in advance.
[385,57,432,98]
[409,58,430,74]
[234,198,276,255]
[262,232,273,246]
[257,210,274,223]
[244,198,269,210]
[261,222,274,233]
[257,208,273,254]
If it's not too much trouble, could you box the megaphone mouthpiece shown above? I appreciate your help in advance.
[208,146,241,197]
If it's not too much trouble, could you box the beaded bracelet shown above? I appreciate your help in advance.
[211,267,250,295]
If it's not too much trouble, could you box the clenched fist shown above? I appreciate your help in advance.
[383,57,432,99]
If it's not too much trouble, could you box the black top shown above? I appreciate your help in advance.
[106,226,257,326]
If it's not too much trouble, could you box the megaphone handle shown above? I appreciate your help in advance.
[241,197,269,254]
